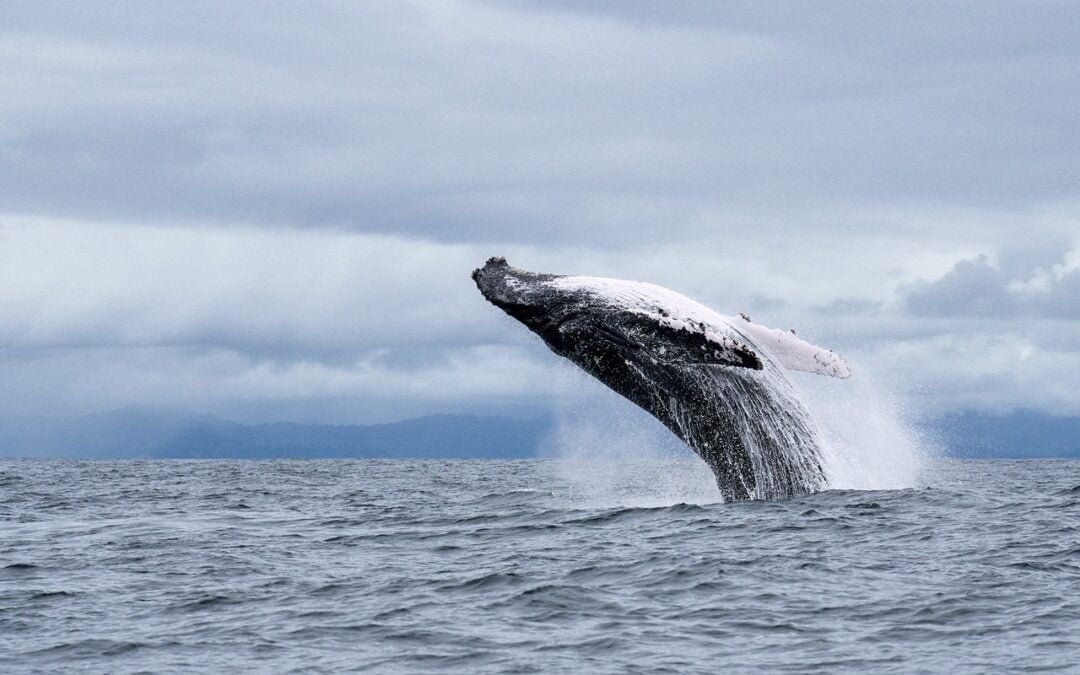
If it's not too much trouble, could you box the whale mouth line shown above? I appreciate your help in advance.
[554,312,639,349]
[589,323,638,349]
[554,310,584,330]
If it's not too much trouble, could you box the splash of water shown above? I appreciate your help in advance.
[688,363,827,500]
[545,389,722,508]
[549,360,932,505]
[792,365,934,491]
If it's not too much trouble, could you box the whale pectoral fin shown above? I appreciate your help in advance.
[732,319,851,378]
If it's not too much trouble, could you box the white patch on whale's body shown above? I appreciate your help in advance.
[548,275,850,378]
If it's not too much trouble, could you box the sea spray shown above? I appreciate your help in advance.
[791,364,934,491]
[546,386,721,507]
[550,357,932,503]
[689,362,827,500]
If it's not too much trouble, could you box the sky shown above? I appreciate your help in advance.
[1,1,1079,425]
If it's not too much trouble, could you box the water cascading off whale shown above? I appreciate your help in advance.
[472,257,851,502]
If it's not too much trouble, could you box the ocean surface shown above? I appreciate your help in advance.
[1,458,1078,673]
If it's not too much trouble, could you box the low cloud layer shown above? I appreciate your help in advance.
[3,216,1080,422]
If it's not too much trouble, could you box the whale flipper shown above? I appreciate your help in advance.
[731,317,851,379]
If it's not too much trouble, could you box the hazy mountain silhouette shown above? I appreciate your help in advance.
[0,407,1076,459]
[927,409,1080,458]
[0,407,551,459]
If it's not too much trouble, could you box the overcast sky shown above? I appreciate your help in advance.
[1,1,1078,424]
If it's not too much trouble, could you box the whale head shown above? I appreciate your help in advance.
[471,256,659,363]
[471,256,762,371]
[471,257,570,336]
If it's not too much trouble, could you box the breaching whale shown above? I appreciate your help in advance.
[472,257,851,501]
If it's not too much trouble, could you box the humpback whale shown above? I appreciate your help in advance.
[472,257,851,502]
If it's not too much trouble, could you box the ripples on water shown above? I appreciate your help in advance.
[1,459,1078,673]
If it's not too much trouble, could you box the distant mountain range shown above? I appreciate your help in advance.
[927,410,1080,458]
[0,408,551,459]
[0,408,1076,459]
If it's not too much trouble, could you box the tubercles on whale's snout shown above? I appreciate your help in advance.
[470,256,510,283]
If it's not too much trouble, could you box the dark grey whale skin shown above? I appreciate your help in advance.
[472,257,826,502]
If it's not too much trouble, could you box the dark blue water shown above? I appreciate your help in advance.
[1,459,1078,672]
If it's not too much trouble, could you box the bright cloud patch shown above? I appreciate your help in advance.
[903,243,1080,320]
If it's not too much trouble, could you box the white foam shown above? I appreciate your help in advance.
[792,367,934,491]
[544,387,721,508]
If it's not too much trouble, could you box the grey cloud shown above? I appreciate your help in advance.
[904,255,1013,316]
[903,244,1080,319]
[0,342,578,424]
[0,219,511,365]
[859,331,1080,417]
[2,1,1079,244]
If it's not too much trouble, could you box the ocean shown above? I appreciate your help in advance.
[1,458,1078,673]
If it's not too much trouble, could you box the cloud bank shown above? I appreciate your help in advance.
[1,1,1078,423]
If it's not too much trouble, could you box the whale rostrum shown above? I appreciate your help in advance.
[472,257,851,501]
